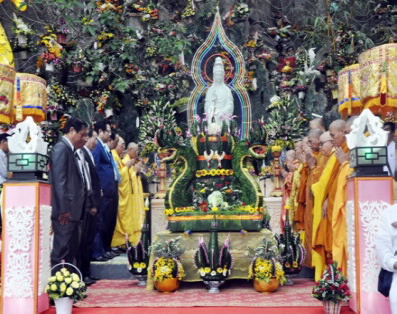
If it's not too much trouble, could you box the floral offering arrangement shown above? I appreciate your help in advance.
[312,262,351,302]
[194,235,233,282]
[248,237,286,285]
[126,235,149,276]
[46,267,86,301]
[150,237,185,282]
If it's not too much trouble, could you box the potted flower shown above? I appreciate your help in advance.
[66,48,87,73]
[312,261,351,314]
[248,236,287,292]
[150,236,185,292]
[46,263,86,314]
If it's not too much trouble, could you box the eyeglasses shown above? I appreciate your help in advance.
[319,140,332,146]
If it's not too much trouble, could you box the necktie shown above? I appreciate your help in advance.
[107,150,121,183]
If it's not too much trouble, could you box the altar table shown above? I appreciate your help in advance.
[147,229,274,290]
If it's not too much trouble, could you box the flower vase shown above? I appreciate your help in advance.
[45,62,55,72]
[205,280,223,293]
[135,274,147,286]
[154,278,180,292]
[253,278,279,292]
[323,301,341,314]
[54,297,73,314]
[270,151,283,197]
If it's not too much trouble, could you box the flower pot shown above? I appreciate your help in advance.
[72,64,82,73]
[105,108,113,118]
[54,297,73,314]
[253,278,279,292]
[57,33,67,45]
[154,278,180,292]
[323,301,341,314]
[45,62,55,72]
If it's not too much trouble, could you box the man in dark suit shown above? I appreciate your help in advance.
[50,117,88,267]
[77,128,102,285]
[92,120,119,260]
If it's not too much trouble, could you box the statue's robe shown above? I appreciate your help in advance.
[287,161,302,228]
[281,171,294,230]
[332,161,353,277]
[311,141,349,280]
[111,153,145,247]
[304,151,328,267]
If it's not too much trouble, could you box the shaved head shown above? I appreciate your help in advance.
[310,117,325,131]
[308,128,324,152]
[345,116,359,134]
[127,142,139,159]
[320,131,333,156]
[329,120,347,147]
[286,149,296,161]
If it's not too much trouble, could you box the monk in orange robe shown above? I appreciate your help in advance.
[331,117,357,276]
[293,142,308,231]
[312,120,349,280]
[303,128,324,266]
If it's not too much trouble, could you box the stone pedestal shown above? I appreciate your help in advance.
[1,181,52,314]
[150,198,167,241]
[347,177,394,314]
[264,197,282,235]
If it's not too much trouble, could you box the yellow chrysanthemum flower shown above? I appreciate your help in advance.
[65,277,72,284]
[50,284,57,291]
[56,275,64,282]
[60,283,66,292]
[49,276,56,282]
[212,207,219,212]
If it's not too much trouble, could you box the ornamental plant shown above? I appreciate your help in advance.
[194,234,233,281]
[45,267,86,301]
[126,234,149,277]
[248,237,287,284]
[312,261,351,303]
[150,237,185,281]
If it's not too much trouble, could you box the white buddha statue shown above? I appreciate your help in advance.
[204,57,234,132]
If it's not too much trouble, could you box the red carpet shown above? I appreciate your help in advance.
[41,278,355,313]
[74,278,323,307]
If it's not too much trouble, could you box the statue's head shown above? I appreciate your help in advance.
[213,57,225,83]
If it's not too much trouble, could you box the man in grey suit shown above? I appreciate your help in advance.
[50,117,88,267]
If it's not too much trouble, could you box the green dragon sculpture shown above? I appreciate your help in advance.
[156,118,270,232]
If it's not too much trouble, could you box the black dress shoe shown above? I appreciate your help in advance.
[104,251,115,259]
[92,256,109,262]
[83,277,97,286]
